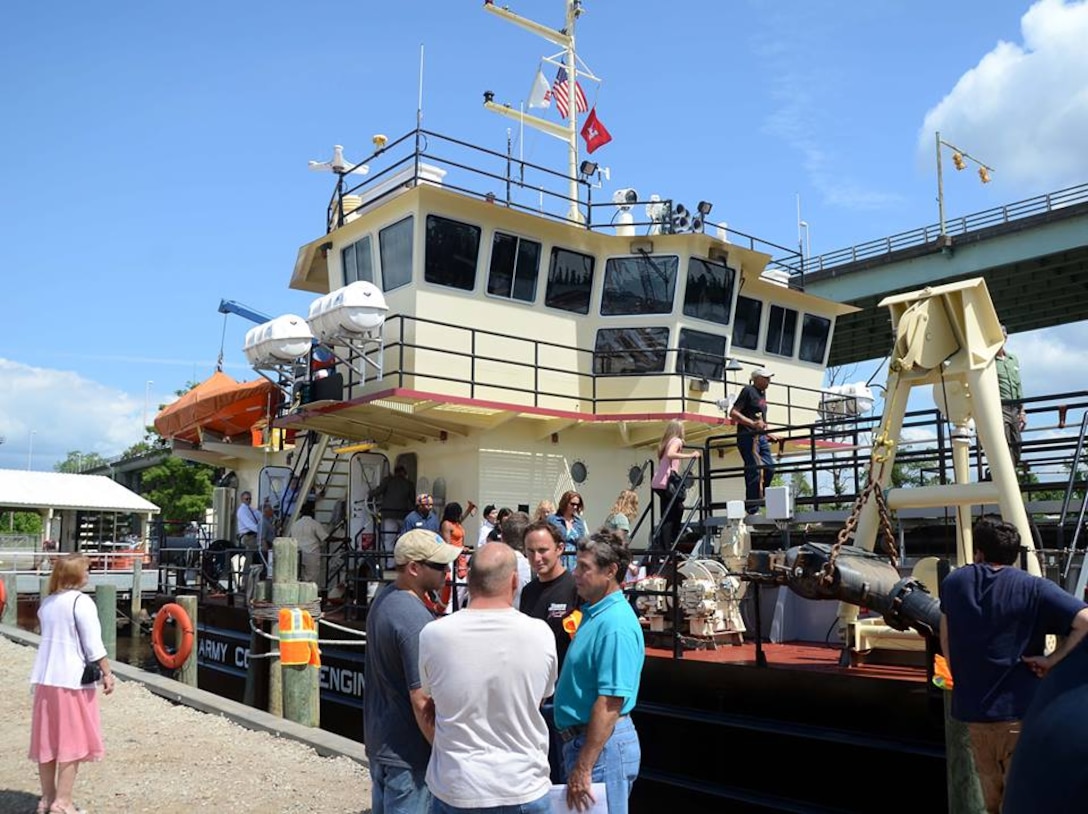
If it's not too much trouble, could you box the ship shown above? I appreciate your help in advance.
[140,3,1088,811]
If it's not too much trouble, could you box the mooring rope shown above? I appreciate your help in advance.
[248,613,367,646]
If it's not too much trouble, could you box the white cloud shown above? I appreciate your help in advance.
[920,0,1088,191]
[0,359,146,472]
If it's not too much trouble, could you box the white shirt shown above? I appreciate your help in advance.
[476,521,494,548]
[291,515,328,555]
[419,607,557,808]
[514,551,532,608]
[30,590,107,689]
[236,502,261,536]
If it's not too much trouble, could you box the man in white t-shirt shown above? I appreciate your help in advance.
[418,543,557,814]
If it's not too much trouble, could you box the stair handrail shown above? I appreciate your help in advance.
[1060,410,1088,581]
[628,458,658,547]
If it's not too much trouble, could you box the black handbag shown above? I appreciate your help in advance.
[72,594,103,685]
[667,470,690,500]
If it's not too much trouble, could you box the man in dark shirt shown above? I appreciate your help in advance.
[940,517,1088,814]
[364,528,462,814]
[520,519,581,782]
[729,367,778,514]
[372,466,416,551]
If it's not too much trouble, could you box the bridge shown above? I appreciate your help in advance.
[802,183,1088,367]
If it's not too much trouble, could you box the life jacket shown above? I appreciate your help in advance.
[278,608,321,667]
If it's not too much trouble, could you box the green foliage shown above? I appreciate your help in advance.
[54,451,108,473]
[0,511,42,534]
[141,456,215,522]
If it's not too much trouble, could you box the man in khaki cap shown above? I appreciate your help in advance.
[364,529,462,813]
[729,367,778,514]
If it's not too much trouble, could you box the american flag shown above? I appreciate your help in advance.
[547,66,588,118]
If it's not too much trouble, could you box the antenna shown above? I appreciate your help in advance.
[308,145,369,176]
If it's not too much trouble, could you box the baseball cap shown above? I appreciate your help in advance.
[394,529,462,566]
[752,367,775,379]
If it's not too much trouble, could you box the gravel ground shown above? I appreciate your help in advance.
[0,636,371,813]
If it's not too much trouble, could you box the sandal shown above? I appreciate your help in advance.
[49,805,87,814]
[36,799,52,814]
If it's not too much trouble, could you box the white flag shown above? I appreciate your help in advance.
[528,69,551,109]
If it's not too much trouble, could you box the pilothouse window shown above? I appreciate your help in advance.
[765,305,798,357]
[678,329,727,379]
[600,254,678,315]
[593,327,669,375]
[683,258,735,325]
[545,248,595,315]
[379,216,414,292]
[341,235,373,285]
[800,314,832,363]
[488,232,541,302]
[732,296,763,351]
[425,215,481,291]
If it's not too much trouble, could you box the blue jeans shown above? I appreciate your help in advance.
[562,716,641,814]
[737,431,774,512]
[371,761,432,814]
[431,791,551,814]
[541,701,566,783]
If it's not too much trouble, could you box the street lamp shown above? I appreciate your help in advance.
[144,380,154,428]
[935,131,994,238]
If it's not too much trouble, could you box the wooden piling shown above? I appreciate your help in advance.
[944,692,987,813]
[130,559,143,620]
[282,580,320,728]
[1,574,16,626]
[244,581,271,708]
[95,584,117,660]
[176,595,198,688]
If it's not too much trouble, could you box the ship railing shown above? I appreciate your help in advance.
[323,126,802,277]
[333,311,832,429]
[804,181,1088,274]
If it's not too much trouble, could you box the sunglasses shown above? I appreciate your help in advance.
[569,502,582,508]
[419,560,450,572]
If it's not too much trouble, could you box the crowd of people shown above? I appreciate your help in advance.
[365,508,646,814]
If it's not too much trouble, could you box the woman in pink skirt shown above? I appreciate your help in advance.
[28,554,115,814]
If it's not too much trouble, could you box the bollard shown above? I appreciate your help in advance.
[1,574,16,627]
[94,584,117,661]
[130,559,143,621]
[176,595,198,688]
[944,692,987,813]
[282,580,320,728]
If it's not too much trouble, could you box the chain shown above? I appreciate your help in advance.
[821,431,899,586]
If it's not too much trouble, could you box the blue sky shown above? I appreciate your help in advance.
[2,0,1087,470]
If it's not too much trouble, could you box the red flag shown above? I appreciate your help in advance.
[580,107,612,154]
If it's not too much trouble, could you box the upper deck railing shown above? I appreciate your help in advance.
[325,126,804,278]
[804,182,1088,274]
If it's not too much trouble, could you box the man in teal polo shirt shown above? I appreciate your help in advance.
[554,530,645,814]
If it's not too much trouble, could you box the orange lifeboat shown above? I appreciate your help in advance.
[153,371,281,444]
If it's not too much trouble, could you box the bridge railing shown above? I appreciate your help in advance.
[805,181,1088,273]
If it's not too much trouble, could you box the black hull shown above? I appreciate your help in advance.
[193,603,946,812]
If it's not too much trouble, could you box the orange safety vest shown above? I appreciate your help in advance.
[278,608,321,667]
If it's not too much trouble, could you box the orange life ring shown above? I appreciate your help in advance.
[152,602,194,670]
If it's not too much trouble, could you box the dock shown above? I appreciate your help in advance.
[0,627,370,814]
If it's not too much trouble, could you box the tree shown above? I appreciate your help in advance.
[55,451,108,474]
[141,456,215,522]
[0,511,42,535]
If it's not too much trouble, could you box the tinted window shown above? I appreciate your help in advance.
[765,305,798,357]
[601,255,678,315]
[683,258,735,325]
[341,235,373,285]
[678,329,727,379]
[425,215,480,291]
[379,216,414,291]
[545,248,595,314]
[732,296,763,350]
[488,232,541,302]
[593,327,669,375]
[800,314,832,363]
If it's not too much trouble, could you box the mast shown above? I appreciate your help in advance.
[483,0,593,224]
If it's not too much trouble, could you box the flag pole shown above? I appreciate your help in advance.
[564,0,581,223]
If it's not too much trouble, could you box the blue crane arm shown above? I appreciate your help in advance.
[218,299,273,325]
